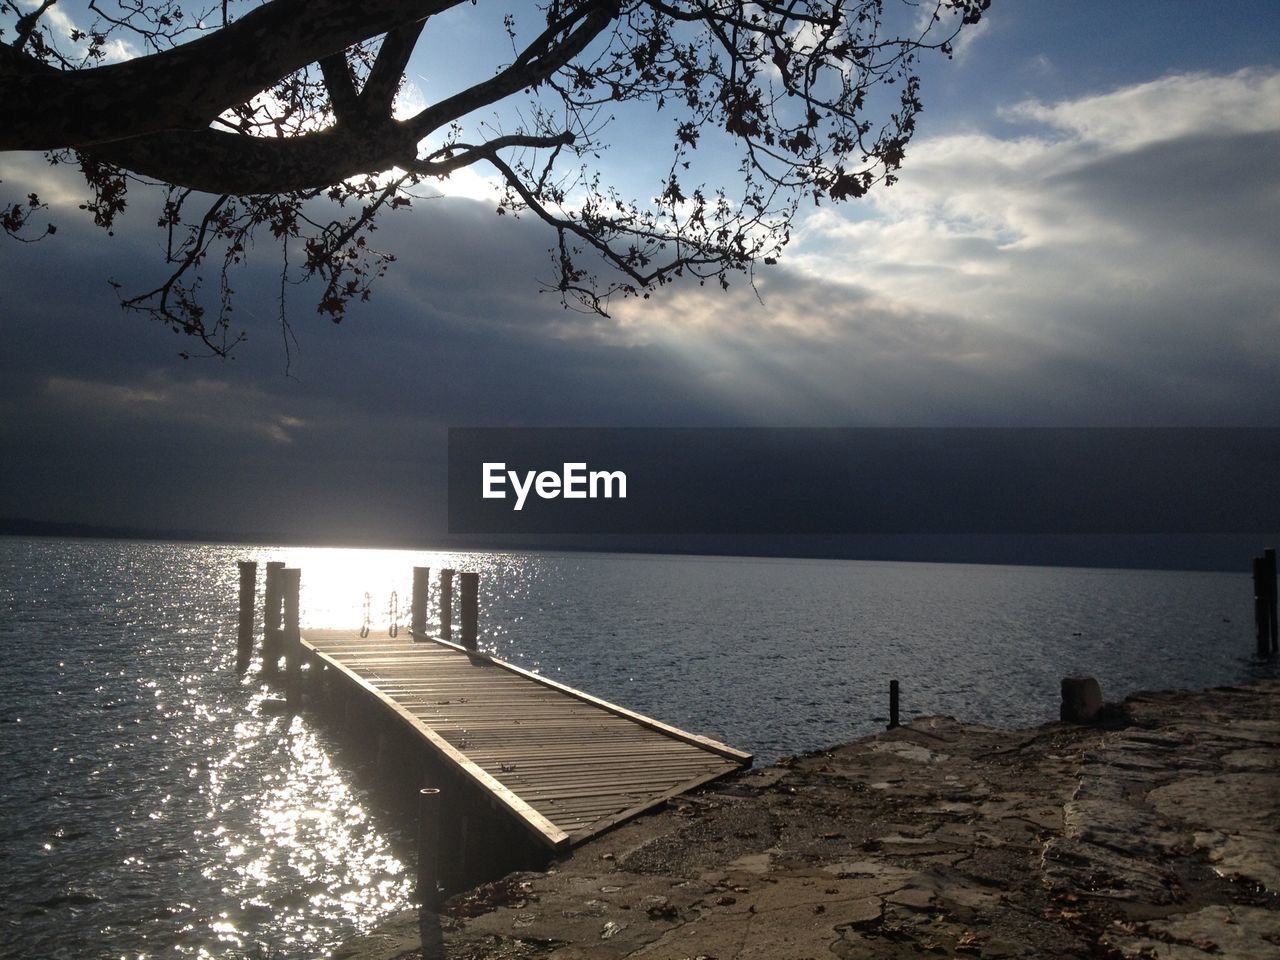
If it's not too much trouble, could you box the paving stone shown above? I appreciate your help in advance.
[885,886,935,910]
[1103,904,1280,960]
[866,740,947,763]
[1063,799,1187,857]
[331,682,1279,960]
[1041,835,1181,903]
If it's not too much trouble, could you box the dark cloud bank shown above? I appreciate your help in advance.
[2,75,1278,569]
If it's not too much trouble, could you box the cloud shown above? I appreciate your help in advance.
[0,175,745,530]
[36,375,308,444]
[1002,68,1280,151]
[0,151,98,210]
[2,67,1279,536]
[15,0,140,64]
[949,16,989,63]
[768,68,1280,423]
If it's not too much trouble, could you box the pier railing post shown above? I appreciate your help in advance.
[236,561,257,673]
[412,566,430,640]
[460,572,479,652]
[262,561,285,676]
[439,569,454,641]
[888,679,900,729]
[417,787,441,907]
[282,568,302,708]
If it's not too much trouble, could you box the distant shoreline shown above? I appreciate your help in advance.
[2,516,1272,573]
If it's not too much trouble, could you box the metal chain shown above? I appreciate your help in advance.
[360,591,371,638]
[388,590,399,638]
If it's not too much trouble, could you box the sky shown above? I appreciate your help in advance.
[1,2,1278,552]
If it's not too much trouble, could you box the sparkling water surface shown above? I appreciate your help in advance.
[0,536,1273,958]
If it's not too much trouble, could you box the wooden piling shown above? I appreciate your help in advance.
[439,569,454,641]
[1265,548,1278,655]
[262,561,285,676]
[888,679,900,729]
[417,787,441,907]
[236,561,257,673]
[282,568,302,709]
[460,572,479,651]
[412,566,430,640]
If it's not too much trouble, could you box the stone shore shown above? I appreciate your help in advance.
[334,680,1279,960]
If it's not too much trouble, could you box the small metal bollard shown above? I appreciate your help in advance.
[1266,548,1279,654]
[417,788,441,907]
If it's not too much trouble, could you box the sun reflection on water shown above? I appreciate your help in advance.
[0,539,453,958]
[187,684,412,956]
[2,537,1268,959]
[244,546,521,641]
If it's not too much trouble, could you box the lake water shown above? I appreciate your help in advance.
[1,536,1274,958]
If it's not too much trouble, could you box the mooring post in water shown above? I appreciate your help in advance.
[282,567,302,709]
[439,569,454,641]
[262,561,285,676]
[236,561,257,673]
[888,679,900,729]
[417,787,441,907]
[1254,557,1271,658]
[412,566,430,640]
[460,572,479,652]
[1265,548,1278,655]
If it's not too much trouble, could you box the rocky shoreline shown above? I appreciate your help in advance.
[334,680,1279,960]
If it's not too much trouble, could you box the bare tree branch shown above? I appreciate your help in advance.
[0,0,457,149]
[360,19,428,113]
[11,0,60,52]
[318,53,360,124]
[399,0,617,143]
[0,0,990,357]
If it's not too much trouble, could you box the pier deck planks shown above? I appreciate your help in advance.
[300,629,751,849]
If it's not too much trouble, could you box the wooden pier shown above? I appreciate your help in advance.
[238,561,751,891]
[301,630,750,850]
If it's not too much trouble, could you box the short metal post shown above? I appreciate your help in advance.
[1265,548,1278,655]
[439,569,454,641]
[412,566,430,640]
[236,561,257,673]
[888,679,900,729]
[282,568,302,708]
[460,572,479,651]
[417,788,441,907]
[1255,557,1270,658]
[262,561,285,677]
